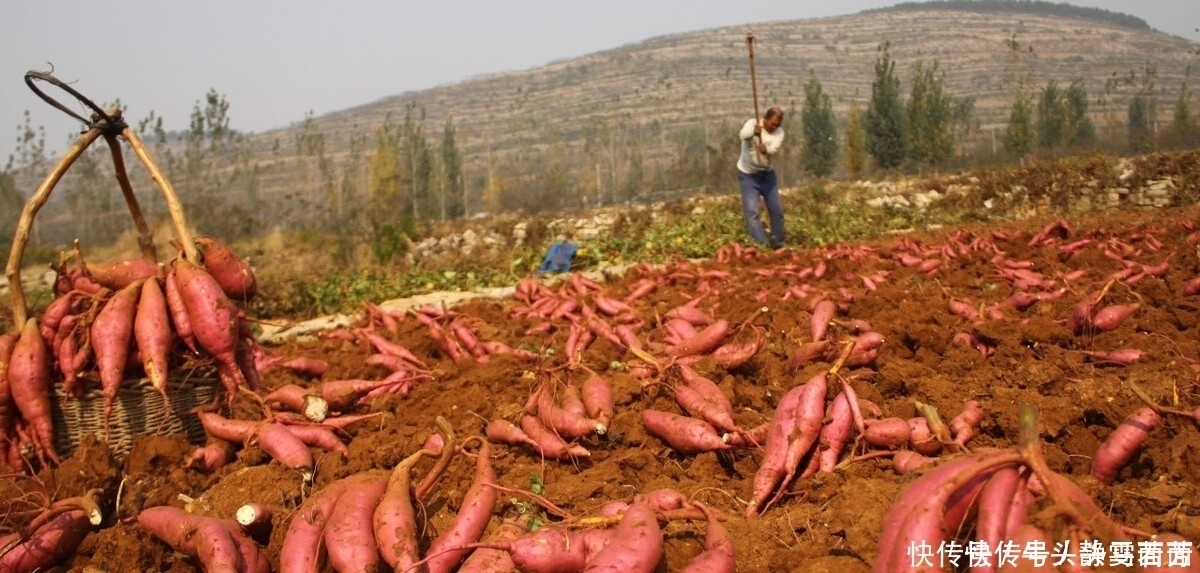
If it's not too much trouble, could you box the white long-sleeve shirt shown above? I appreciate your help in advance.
[737,118,784,174]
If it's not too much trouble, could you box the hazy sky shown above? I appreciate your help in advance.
[3,1,1197,164]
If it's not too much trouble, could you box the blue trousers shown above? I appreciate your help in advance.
[737,170,784,249]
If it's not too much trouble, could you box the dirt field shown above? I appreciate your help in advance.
[10,204,1200,572]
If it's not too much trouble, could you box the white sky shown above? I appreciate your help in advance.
[2,0,1197,164]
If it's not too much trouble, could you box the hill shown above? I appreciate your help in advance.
[6,1,1199,250]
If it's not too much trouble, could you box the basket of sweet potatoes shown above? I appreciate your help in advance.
[1,89,258,469]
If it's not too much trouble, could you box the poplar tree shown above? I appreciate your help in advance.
[866,42,907,170]
[1004,81,1036,156]
[800,71,839,178]
[844,101,867,180]
[907,60,955,167]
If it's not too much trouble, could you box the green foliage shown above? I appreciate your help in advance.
[844,102,867,179]
[1172,81,1198,141]
[1004,83,1037,155]
[1037,80,1095,150]
[866,43,908,170]
[800,71,839,178]
[1128,94,1154,152]
[906,60,956,167]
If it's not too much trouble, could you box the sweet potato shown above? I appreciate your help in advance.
[424,440,499,573]
[8,317,60,465]
[448,525,615,573]
[198,411,261,444]
[580,369,615,434]
[672,383,738,434]
[186,439,236,472]
[520,414,590,460]
[0,506,94,572]
[139,506,263,573]
[817,391,854,472]
[374,449,433,572]
[873,450,1023,572]
[135,277,173,398]
[485,418,539,450]
[164,265,199,354]
[582,499,664,572]
[195,235,258,302]
[810,299,836,342]
[536,382,604,439]
[679,502,735,573]
[455,516,526,573]
[280,475,355,573]
[0,332,16,433]
[972,465,1023,573]
[748,372,827,516]
[948,399,984,446]
[862,417,912,449]
[323,471,389,573]
[256,422,315,481]
[173,257,245,400]
[1090,406,1160,485]
[90,279,143,436]
[676,364,734,422]
[265,383,330,422]
[642,409,730,454]
[82,256,158,290]
[667,319,729,357]
[281,423,350,459]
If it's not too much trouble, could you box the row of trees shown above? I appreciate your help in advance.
[785,41,1198,182]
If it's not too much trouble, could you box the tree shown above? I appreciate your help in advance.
[865,43,907,170]
[1036,80,1067,149]
[1171,79,1198,142]
[1128,63,1159,152]
[366,115,409,264]
[1063,80,1095,146]
[1003,81,1036,157]
[906,60,956,167]
[438,116,464,220]
[844,101,867,180]
[800,71,839,178]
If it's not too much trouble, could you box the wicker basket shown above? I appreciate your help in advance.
[51,377,225,460]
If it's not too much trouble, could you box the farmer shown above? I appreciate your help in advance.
[736,105,786,250]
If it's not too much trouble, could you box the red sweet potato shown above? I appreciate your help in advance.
[520,414,590,460]
[374,449,433,572]
[164,265,199,354]
[424,440,499,573]
[323,471,389,573]
[642,409,730,454]
[8,317,60,465]
[196,235,258,302]
[582,499,664,572]
[82,256,158,290]
[134,277,172,397]
[173,257,245,400]
[667,319,729,357]
[1090,406,1160,485]
[580,369,615,434]
[456,516,526,573]
[862,417,912,449]
[90,279,143,436]
[0,332,16,433]
[280,475,354,573]
[265,383,330,422]
[0,506,94,572]
[679,502,735,573]
[256,422,315,481]
[139,506,261,573]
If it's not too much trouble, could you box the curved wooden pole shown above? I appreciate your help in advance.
[6,128,104,327]
[103,133,157,262]
[120,126,198,263]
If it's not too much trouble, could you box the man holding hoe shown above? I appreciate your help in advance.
[736,31,786,250]
[736,105,785,250]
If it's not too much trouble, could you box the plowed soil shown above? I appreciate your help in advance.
[9,205,1200,572]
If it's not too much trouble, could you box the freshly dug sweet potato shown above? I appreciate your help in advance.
[196,235,258,302]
